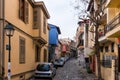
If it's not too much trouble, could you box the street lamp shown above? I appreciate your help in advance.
[4,23,14,80]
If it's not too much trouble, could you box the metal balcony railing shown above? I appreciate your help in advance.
[106,13,120,33]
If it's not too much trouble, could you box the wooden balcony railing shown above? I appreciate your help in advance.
[106,13,120,33]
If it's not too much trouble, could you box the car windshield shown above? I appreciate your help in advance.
[36,64,50,71]
[60,58,64,61]
[55,59,63,62]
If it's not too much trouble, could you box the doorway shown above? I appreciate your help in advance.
[116,44,120,80]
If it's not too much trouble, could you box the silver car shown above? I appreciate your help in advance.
[54,58,65,67]
[34,63,56,80]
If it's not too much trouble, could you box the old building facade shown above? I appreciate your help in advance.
[87,0,120,80]
[0,0,50,79]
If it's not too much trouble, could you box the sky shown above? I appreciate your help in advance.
[35,0,79,39]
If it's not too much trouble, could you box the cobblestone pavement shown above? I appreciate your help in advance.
[53,58,97,80]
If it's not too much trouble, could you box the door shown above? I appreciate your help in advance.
[116,44,120,80]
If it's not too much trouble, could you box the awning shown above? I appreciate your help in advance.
[88,50,96,56]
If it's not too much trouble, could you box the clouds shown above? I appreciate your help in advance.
[35,0,78,39]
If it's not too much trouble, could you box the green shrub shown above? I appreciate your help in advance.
[86,67,92,73]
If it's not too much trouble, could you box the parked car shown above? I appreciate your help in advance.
[65,56,70,61]
[54,58,65,67]
[60,57,66,63]
[34,62,56,80]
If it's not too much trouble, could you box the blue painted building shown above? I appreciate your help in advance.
[48,24,61,62]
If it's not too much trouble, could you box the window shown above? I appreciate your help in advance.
[100,46,103,52]
[35,45,40,62]
[44,49,47,62]
[102,55,112,68]
[33,8,40,29]
[111,42,114,52]
[105,46,109,52]
[19,0,29,23]
[19,37,25,64]
[43,16,46,34]
[33,9,38,29]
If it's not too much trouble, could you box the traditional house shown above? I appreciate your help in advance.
[0,0,50,79]
[76,21,84,53]
[60,38,72,58]
[87,0,120,80]
[48,24,61,62]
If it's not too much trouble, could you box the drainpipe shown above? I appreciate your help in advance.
[0,0,5,79]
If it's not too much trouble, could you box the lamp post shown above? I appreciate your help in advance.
[4,23,14,80]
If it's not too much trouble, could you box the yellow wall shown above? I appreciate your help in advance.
[4,0,49,79]
[99,39,118,80]
[5,0,34,36]
[101,60,115,80]
[107,8,120,23]
[39,8,49,62]
[40,9,49,63]
[4,30,36,79]
[40,10,48,41]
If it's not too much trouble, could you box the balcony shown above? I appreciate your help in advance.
[106,0,120,8]
[33,37,47,47]
[106,13,120,37]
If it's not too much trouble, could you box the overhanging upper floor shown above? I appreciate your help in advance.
[33,37,47,47]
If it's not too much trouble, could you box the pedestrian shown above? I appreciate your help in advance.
[78,55,81,66]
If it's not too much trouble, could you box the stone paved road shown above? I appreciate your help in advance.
[53,58,97,80]
[31,58,97,80]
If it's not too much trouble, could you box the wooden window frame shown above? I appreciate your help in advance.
[19,36,26,64]
[35,45,40,62]
[33,9,38,29]
[111,42,114,52]
[33,8,41,29]
[19,0,29,23]
[43,16,46,34]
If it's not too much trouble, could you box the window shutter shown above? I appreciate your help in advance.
[24,1,29,23]
[43,16,46,34]
[19,37,25,63]
[33,8,39,29]
[19,0,22,19]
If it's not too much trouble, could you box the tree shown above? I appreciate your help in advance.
[73,0,105,80]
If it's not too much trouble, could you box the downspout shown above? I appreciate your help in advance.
[2,0,5,78]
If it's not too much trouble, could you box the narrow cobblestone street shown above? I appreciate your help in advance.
[53,58,97,80]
